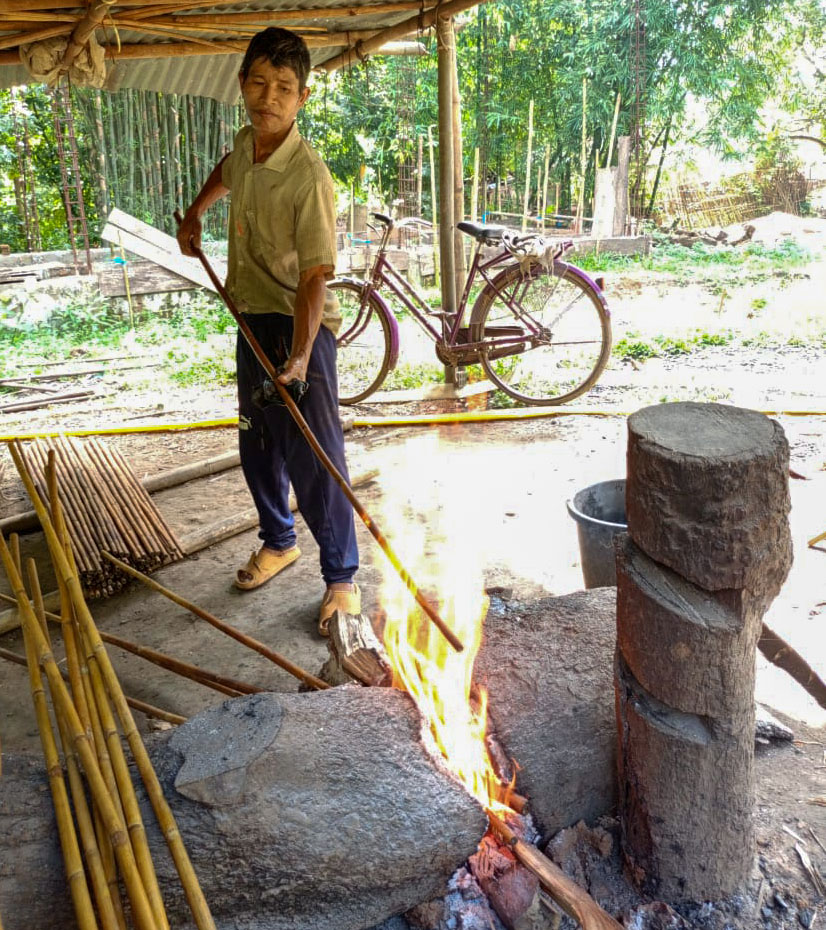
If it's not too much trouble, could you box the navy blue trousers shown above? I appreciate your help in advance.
[236,312,359,585]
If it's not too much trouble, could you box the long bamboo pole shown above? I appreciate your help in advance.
[0,644,186,726]
[16,562,100,930]
[101,551,330,691]
[27,558,122,930]
[76,622,170,930]
[173,214,463,654]
[39,455,169,930]
[7,442,216,930]
[0,534,159,930]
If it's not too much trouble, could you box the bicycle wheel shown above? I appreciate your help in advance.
[331,280,393,404]
[469,260,611,405]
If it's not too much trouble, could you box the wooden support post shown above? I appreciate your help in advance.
[471,147,480,223]
[428,124,439,286]
[436,12,459,386]
[521,99,534,233]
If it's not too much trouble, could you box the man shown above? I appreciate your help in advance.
[177,27,359,635]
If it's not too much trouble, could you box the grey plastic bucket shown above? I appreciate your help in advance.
[566,479,627,588]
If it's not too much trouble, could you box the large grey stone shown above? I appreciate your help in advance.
[626,402,792,597]
[476,588,618,842]
[0,688,488,930]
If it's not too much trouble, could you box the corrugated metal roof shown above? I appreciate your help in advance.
[0,0,470,101]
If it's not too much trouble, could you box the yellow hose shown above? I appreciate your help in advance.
[2,407,825,442]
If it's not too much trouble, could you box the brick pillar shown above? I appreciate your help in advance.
[616,402,792,901]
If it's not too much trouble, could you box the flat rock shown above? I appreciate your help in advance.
[0,688,488,930]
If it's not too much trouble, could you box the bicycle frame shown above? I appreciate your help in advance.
[339,216,608,363]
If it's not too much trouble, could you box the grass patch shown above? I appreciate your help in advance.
[576,234,815,284]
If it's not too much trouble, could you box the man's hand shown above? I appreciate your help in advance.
[177,210,202,257]
[277,354,309,385]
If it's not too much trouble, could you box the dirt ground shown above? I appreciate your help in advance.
[1,213,825,926]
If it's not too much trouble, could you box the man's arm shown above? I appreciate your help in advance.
[277,264,334,385]
[177,155,230,257]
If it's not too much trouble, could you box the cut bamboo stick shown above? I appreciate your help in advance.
[102,551,330,692]
[12,555,99,930]
[7,441,217,930]
[0,645,186,725]
[28,558,122,930]
[0,533,159,930]
[47,456,130,930]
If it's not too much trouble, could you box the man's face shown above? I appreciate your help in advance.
[239,58,310,139]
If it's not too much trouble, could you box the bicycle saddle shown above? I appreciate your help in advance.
[457,221,508,242]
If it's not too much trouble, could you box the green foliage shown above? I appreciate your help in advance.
[613,336,657,360]
[167,354,236,388]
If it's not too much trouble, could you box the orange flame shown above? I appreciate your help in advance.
[383,572,511,814]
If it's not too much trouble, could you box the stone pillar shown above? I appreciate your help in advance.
[616,402,792,901]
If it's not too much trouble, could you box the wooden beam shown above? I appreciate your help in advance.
[130,1,426,23]
[319,0,487,71]
[0,22,71,50]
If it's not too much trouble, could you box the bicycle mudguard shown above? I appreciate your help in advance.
[331,276,401,370]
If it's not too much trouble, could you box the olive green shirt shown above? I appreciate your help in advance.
[221,122,341,334]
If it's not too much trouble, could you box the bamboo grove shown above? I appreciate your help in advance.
[0,0,823,254]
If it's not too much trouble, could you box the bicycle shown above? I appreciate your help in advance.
[331,213,612,406]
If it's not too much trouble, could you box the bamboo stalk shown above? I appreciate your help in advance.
[15,560,100,930]
[41,450,166,930]
[78,623,170,930]
[0,534,158,930]
[47,456,130,930]
[100,629,258,697]
[487,811,623,930]
[28,558,122,930]
[605,92,621,169]
[101,551,330,692]
[0,644,186,725]
[7,442,216,930]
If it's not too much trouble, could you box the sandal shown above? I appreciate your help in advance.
[318,583,361,636]
[234,546,301,591]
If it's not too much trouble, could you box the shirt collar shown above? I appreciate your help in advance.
[243,121,302,172]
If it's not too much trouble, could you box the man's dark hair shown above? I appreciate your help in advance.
[239,27,311,89]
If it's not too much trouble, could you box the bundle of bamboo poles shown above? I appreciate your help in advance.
[15,435,183,598]
[0,445,215,930]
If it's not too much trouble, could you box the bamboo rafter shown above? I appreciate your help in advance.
[0,0,442,65]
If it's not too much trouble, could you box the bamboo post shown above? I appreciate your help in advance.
[416,133,424,216]
[6,444,217,930]
[101,551,330,692]
[428,124,439,285]
[471,146,480,223]
[541,146,550,231]
[521,99,534,233]
[437,12,458,385]
[605,92,621,169]
[576,79,587,235]
[0,534,159,930]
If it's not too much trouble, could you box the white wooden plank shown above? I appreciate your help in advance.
[101,208,226,292]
